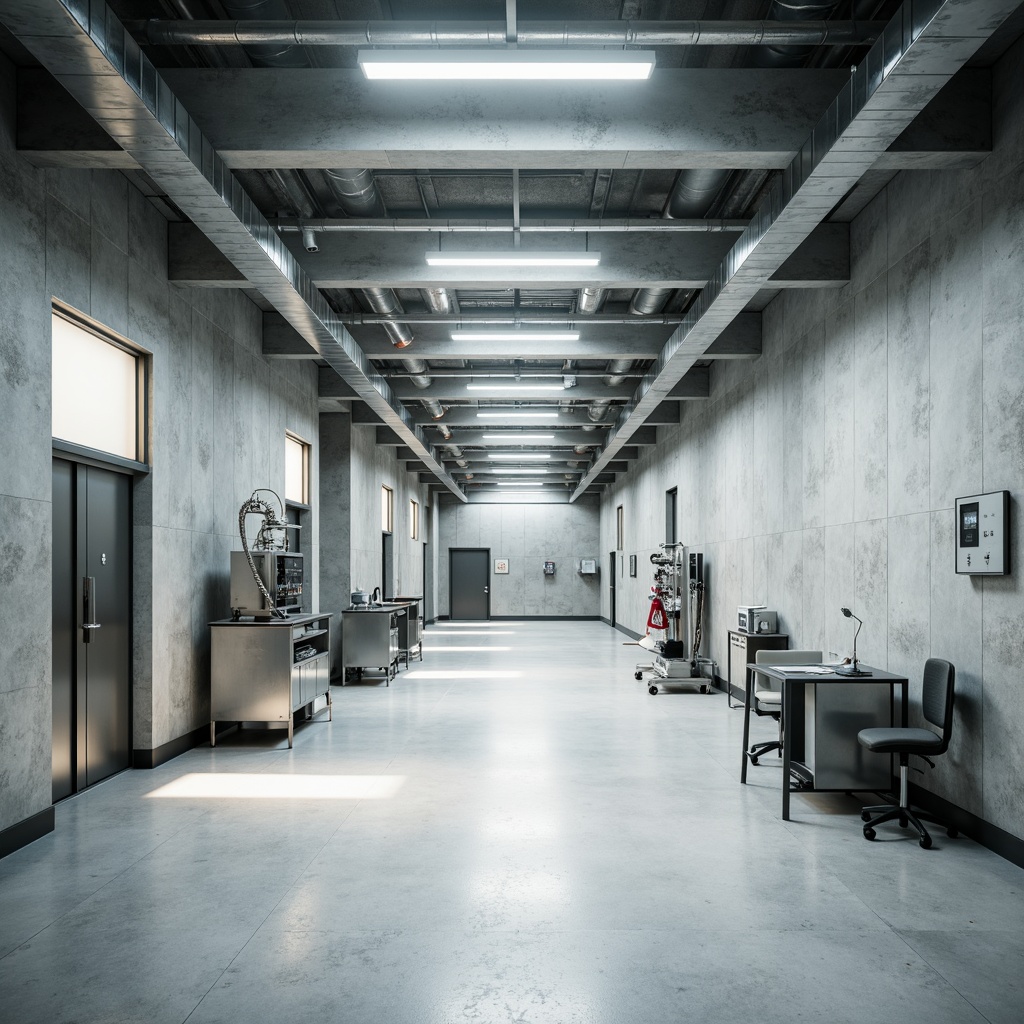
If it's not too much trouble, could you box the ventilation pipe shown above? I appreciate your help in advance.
[421,289,450,315]
[755,1,843,68]
[326,169,385,217]
[444,443,470,469]
[362,287,414,350]
[219,0,307,66]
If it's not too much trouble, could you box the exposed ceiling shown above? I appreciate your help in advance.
[5,0,1023,500]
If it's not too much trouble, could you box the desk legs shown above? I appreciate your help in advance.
[740,669,754,784]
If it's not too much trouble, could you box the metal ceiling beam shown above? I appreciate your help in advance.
[19,64,991,172]
[128,19,885,49]
[170,221,848,290]
[0,0,467,501]
[571,0,1021,500]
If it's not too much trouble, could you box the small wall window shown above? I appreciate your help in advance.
[52,310,144,462]
[666,487,677,545]
[285,432,309,505]
[616,505,624,551]
[381,485,394,534]
[410,499,420,540]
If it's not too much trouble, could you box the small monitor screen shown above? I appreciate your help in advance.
[959,502,979,547]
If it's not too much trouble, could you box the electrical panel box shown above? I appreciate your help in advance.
[955,491,1010,575]
[543,560,556,576]
[579,559,597,575]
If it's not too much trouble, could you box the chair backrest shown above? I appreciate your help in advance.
[753,650,823,693]
[921,658,956,752]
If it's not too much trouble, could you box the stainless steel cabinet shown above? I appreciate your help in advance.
[210,612,332,748]
[342,607,403,684]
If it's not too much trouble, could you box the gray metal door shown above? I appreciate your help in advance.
[52,459,132,800]
[449,548,489,620]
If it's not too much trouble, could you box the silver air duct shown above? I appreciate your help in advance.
[444,443,469,469]
[577,287,607,315]
[301,226,318,253]
[326,168,385,217]
[421,288,452,314]
[220,0,307,67]
[362,287,414,350]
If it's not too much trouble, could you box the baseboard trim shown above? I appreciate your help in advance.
[907,782,1024,869]
[133,723,212,769]
[0,806,55,860]
[607,620,642,640]
[489,615,601,621]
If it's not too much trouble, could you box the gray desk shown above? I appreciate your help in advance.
[740,663,908,820]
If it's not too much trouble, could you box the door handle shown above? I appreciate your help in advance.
[83,576,102,642]
[484,586,489,594]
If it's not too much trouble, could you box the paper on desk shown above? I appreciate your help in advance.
[773,664,834,674]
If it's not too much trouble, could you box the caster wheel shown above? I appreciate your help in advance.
[749,755,759,766]
[648,686,659,695]
[634,671,643,681]
[946,827,959,838]
[863,827,876,841]
[861,811,871,823]
[920,834,933,849]
[700,685,709,694]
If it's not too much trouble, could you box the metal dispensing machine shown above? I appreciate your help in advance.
[634,544,713,695]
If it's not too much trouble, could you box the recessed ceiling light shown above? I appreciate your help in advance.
[426,252,600,268]
[358,49,655,82]
[476,412,559,419]
[481,433,556,441]
[497,482,551,487]
[467,385,565,392]
[488,453,551,460]
[451,331,580,342]
[490,468,550,474]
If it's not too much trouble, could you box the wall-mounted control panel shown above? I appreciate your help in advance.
[955,491,1010,575]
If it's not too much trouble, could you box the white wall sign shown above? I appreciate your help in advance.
[494,558,509,574]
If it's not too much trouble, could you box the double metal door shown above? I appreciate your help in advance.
[52,459,131,801]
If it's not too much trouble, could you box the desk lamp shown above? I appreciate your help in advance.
[836,607,871,676]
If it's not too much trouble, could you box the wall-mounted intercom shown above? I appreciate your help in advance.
[955,491,1010,575]
[579,559,597,575]
[543,560,556,576]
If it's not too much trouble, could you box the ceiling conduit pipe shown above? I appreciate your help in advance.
[421,288,451,314]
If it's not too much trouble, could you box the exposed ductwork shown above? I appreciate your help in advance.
[577,288,606,315]
[325,168,385,217]
[664,169,731,220]
[361,287,414,350]
[628,288,673,316]
[444,443,470,469]
[755,2,844,68]
[421,288,452,315]
[133,19,885,49]
[219,0,307,67]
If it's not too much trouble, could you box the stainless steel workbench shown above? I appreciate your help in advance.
[210,612,332,747]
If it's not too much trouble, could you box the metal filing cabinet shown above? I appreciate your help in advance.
[726,630,789,706]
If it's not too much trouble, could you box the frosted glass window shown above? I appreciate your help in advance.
[52,313,139,460]
[285,433,308,504]
[381,485,393,533]
[410,499,419,540]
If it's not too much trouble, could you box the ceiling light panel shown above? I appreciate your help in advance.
[358,50,655,82]
[426,252,600,267]
[487,453,551,460]
[451,331,580,342]
[476,412,559,419]
[481,434,555,441]
[489,468,551,474]
[466,385,565,392]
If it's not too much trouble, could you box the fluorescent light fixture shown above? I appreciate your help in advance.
[358,49,655,82]
[482,434,555,441]
[490,468,550,474]
[427,252,600,268]
[476,412,558,419]
[451,330,580,342]
[488,453,551,460]
[467,385,565,392]
[498,482,550,486]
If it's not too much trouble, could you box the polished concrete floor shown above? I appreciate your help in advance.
[2,620,1023,1023]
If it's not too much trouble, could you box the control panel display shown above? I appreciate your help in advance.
[955,491,1010,575]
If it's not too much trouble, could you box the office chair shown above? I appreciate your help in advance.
[746,649,823,765]
[857,658,957,849]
